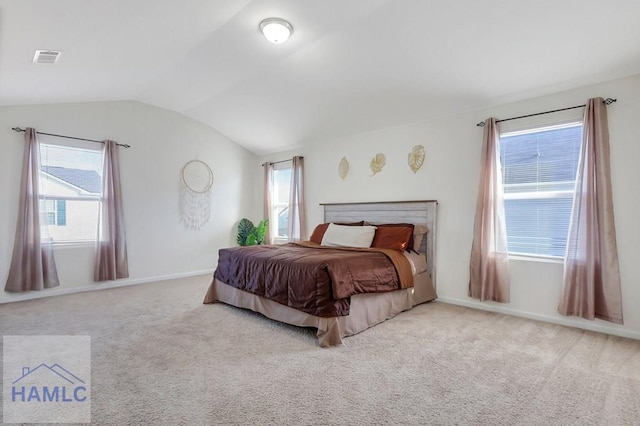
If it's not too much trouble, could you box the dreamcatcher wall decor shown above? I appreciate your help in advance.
[181,159,214,230]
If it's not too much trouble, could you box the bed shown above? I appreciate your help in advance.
[203,200,438,346]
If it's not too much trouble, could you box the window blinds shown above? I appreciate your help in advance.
[499,122,582,257]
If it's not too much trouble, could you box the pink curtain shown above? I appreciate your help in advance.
[5,128,60,292]
[558,98,623,324]
[263,162,274,244]
[287,156,306,242]
[94,140,129,281]
[469,118,510,303]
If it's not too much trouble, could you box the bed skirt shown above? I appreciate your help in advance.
[203,271,436,347]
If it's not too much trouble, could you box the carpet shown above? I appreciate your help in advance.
[1,275,639,425]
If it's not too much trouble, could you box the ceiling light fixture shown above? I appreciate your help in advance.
[259,18,293,44]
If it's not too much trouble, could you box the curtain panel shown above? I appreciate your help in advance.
[5,128,60,292]
[287,156,306,242]
[263,162,274,244]
[94,140,129,281]
[558,98,623,324]
[469,118,510,303]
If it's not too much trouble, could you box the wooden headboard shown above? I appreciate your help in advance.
[321,200,438,288]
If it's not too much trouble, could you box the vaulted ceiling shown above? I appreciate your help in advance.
[2,0,640,155]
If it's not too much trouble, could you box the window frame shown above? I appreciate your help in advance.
[270,161,292,243]
[499,121,583,260]
[39,139,104,246]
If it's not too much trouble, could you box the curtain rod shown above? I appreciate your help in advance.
[11,127,131,148]
[476,98,617,127]
[261,157,302,167]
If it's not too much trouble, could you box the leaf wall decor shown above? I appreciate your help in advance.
[408,145,426,173]
[369,153,386,176]
[338,156,349,179]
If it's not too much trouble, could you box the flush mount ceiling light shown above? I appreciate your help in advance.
[259,18,293,44]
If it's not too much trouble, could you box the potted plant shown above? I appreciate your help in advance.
[236,218,268,246]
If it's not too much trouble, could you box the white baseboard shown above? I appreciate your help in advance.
[5,277,637,340]
[0,269,215,304]
[437,296,640,341]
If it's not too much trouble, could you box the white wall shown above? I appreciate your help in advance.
[1,101,257,301]
[260,74,640,339]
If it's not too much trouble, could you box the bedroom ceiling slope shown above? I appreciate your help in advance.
[1,0,640,155]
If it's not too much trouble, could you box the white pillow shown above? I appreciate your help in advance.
[321,224,377,248]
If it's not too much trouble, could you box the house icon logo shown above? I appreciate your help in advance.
[3,335,91,423]
[11,363,88,403]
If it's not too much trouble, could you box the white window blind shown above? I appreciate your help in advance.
[500,122,582,257]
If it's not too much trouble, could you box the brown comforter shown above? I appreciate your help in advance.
[212,242,413,317]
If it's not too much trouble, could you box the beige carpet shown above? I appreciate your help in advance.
[1,275,639,425]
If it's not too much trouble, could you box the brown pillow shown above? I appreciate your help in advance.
[309,221,364,243]
[371,225,414,252]
[368,223,415,250]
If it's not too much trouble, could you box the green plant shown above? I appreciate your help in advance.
[236,218,268,246]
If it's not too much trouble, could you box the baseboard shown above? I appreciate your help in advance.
[5,277,637,340]
[436,296,640,341]
[0,269,215,304]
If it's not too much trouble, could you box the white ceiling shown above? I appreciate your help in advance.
[2,0,640,155]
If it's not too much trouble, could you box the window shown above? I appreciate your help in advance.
[500,122,582,257]
[39,141,103,243]
[270,162,291,241]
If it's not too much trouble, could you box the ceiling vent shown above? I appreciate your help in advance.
[33,50,62,64]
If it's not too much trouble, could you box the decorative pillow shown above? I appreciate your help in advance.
[309,221,364,243]
[412,225,428,250]
[371,225,414,252]
[365,223,415,250]
[321,224,377,248]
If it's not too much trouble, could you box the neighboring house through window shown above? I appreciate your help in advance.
[43,199,66,226]
[40,141,103,243]
[499,122,582,258]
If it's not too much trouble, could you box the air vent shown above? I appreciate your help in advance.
[33,50,62,64]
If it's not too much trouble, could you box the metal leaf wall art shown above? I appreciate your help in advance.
[338,156,349,179]
[369,153,386,176]
[408,145,425,174]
